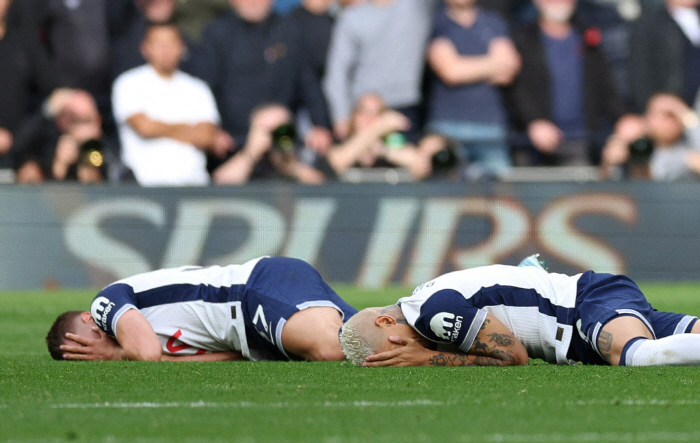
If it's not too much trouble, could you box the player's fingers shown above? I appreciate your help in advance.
[363,357,399,367]
[388,336,412,345]
[65,332,91,345]
[60,344,89,354]
[62,352,93,361]
[364,349,401,362]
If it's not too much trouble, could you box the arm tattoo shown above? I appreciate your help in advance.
[487,333,514,347]
[598,330,613,362]
[428,351,513,367]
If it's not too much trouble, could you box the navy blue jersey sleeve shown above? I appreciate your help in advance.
[90,283,137,337]
[407,289,487,353]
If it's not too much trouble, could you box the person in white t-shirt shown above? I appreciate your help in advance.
[112,22,233,186]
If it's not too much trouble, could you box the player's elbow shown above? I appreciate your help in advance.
[511,346,529,366]
[123,343,162,361]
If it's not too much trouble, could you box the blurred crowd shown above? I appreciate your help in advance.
[2,0,700,186]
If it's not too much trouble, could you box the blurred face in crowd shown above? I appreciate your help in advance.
[138,0,176,24]
[645,94,685,147]
[351,94,387,133]
[56,90,102,142]
[251,104,291,132]
[0,0,11,23]
[61,90,102,143]
[141,25,184,77]
[444,0,477,9]
[229,0,273,23]
[535,0,577,24]
[303,0,333,13]
[668,0,700,9]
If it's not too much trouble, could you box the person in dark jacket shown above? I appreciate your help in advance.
[191,0,332,172]
[628,0,700,113]
[507,0,628,166]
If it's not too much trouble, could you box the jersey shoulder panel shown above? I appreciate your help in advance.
[91,283,137,337]
[400,288,486,352]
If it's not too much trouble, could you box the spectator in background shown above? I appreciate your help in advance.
[172,0,229,42]
[19,0,112,102]
[601,93,700,181]
[111,0,194,81]
[112,23,230,186]
[0,0,57,172]
[193,0,333,173]
[12,89,112,184]
[629,0,700,113]
[213,104,326,185]
[325,93,430,179]
[323,0,437,142]
[507,0,628,166]
[426,0,520,181]
[289,0,335,81]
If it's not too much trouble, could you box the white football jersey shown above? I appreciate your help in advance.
[91,258,263,359]
[398,265,582,364]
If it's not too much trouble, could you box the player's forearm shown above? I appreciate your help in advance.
[160,351,245,362]
[425,350,524,367]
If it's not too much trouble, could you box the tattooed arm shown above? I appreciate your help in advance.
[364,314,529,367]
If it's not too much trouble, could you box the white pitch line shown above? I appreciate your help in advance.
[480,431,700,442]
[50,399,450,409]
[566,399,700,406]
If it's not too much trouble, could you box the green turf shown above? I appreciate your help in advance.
[2,284,700,442]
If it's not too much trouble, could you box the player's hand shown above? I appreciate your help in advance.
[61,327,123,361]
[363,336,430,367]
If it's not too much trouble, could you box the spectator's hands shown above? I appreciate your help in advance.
[685,150,700,174]
[61,326,123,361]
[333,119,351,141]
[488,38,521,86]
[528,119,562,153]
[293,162,325,185]
[53,135,80,180]
[211,129,235,158]
[305,126,333,154]
[0,127,12,155]
[372,111,410,138]
[363,336,431,367]
[601,135,630,168]
[614,114,646,143]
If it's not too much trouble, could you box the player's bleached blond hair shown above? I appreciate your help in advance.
[339,307,385,366]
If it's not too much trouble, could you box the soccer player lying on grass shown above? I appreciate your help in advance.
[46,257,357,362]
[339,256,700,367]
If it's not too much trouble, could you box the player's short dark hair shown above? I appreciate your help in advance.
[46,311,82,361]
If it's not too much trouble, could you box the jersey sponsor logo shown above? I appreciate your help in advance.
[91,296,115,331]
[166,329,206,355]
[429,312,463,341]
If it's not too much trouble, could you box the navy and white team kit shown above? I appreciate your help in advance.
[399,265,698,365]
[90,257,357,361]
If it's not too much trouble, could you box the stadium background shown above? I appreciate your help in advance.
[1,181,699,290]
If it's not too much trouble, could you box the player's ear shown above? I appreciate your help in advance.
[375,315,397,329]
[80,312,93,324]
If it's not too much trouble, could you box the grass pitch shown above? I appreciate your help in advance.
[2,284,700,442]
